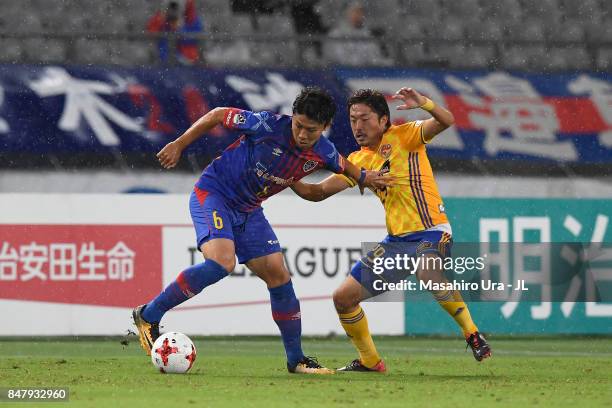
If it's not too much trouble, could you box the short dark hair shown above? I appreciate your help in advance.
[292,87,336,126]
[347,89,391,131]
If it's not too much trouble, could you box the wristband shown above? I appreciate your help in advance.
[420,97,435,111]
[358,168,367,186]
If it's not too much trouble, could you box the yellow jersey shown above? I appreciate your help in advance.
[337,121,448,236]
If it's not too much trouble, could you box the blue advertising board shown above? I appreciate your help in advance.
[0,65,611,164]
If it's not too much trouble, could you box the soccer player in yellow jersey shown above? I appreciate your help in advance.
[291,88,492,372]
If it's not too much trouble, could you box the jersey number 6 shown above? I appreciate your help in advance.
[212,211,224,230]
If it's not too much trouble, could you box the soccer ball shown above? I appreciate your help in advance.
[151,332,197,374]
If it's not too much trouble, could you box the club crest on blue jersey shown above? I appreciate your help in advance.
[303,160,318,173]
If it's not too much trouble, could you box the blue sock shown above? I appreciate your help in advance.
[269,280,304,367]
[142,258,228,323]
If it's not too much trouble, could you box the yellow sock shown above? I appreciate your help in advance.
[432,289,478,337]
[338,306,381,368]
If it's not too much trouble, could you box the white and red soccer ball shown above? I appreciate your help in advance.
[151,332,197,374]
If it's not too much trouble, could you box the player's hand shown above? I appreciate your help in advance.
[391,87,427,110]
[359,170,397,195]
[157,141,183,169]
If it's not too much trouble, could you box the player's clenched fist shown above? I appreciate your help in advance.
[157,141,183,169]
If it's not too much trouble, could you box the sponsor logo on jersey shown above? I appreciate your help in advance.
[272,147,283,156]
[380,144,392,158]
[438,204,446,213]
[255,162,295,186]
[379,159,391,174]
[303,160,318,173]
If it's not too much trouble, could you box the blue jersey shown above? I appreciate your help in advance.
[195,108,346,212]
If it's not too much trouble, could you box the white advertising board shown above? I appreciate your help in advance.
[0,193,403,335]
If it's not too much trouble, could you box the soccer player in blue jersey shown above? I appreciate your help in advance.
[133,87,388,374]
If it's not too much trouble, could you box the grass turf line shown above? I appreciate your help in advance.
[0,337,610,408]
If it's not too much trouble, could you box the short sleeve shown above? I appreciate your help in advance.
[395,120,426,150]
[317,138,346,174]
[334,151,362,188]
[222,109,279,137]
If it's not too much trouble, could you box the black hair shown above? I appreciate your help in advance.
[292,86,336,126]
[347,89,391,131]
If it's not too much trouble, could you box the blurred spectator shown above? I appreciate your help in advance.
[147,0,203,65]
[232,0,280,14]
[323,1,392,66]
[291,0,325,34]
[290,0,326,63]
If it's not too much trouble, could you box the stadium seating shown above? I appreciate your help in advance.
[24,38,66,63]
[458,45,497,69]
[597,47,612,70]
[0,38,23,63]
[547,21,585,44]
[74,39,112,65]
[560,0,602,22]
[0,0,608,71]
[465,21,504,43]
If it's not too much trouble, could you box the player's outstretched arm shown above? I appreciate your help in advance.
[392,87,455,142]
[290,175,350,202]
[157,107,229,169]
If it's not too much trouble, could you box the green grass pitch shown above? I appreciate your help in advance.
[1,336,610,407]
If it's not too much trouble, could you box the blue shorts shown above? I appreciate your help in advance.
[350,230,453,297]
[189,188,281,264]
